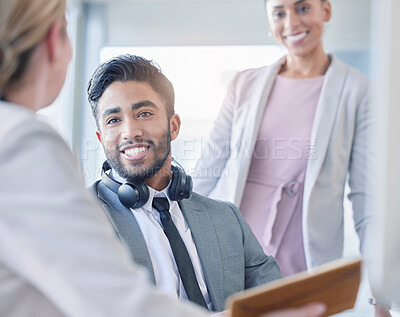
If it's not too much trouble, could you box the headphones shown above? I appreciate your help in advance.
[101,159,192,209]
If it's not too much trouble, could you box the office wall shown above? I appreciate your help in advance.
[97,0,370,50]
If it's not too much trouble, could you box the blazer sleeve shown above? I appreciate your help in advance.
[192,74,238,196]
[347,83,376,257]
[0,118,209,317]
[226,202,283,288]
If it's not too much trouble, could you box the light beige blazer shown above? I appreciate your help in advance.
[194,55,375,269]
[0,101,208,317]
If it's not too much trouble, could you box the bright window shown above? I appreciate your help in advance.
[100,45,285,171]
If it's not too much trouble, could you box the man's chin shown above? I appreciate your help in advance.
[123,167,160,184]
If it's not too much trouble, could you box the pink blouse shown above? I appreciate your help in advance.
[240,75,324,276]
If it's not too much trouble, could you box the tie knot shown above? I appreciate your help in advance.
[152,197,170,213]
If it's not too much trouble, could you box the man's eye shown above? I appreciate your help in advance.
[138,111,152,118]
[106,118,120,125]
[273,11,285,19]
[297,5,310,13]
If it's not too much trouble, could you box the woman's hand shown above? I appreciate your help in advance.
[375,304,392,317]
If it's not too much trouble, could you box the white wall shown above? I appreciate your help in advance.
[369,0,400,307]
[96,0,370,50]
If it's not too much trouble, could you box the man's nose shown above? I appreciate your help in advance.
[121,120,143,139]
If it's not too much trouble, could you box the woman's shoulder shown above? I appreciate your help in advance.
[0,101,35,138]
[238,59,281,78]
[231,59,283,88]
[0,102,65,152]
[330,55,370,89]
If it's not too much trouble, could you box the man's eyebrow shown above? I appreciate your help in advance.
[272,0,306,9]
[131,101,159,111]
[102,107,121,119]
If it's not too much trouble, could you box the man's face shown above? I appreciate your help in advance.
[96,80,180,184]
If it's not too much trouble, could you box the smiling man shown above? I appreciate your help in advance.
[87,55,282,312]
[95,81,174,188]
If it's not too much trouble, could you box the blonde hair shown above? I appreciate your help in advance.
[0,0,66,91]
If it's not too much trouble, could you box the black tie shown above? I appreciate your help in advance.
[152,197,208,309]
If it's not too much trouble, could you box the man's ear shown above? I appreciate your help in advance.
[96,130,102,144]
[44,21,63,65]
[170,114,181,141]
[323,1,332,22]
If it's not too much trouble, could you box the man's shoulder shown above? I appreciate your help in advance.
[87,179,102,198]
[189,191,238,212]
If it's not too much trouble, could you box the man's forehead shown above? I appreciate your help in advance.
[102,81,154,98]
[98,81,166,116]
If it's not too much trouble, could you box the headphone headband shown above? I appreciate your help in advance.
[101,161,121,192]
[100,159,192,209]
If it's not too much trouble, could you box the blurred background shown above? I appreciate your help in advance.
[38,0,371,183]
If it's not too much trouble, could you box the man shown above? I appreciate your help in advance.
[87,54,283,312]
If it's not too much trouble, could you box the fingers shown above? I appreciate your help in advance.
[375,304,392,317]
[211,310,228,317]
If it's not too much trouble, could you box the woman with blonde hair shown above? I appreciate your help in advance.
[0,1,205,316]
[0,1,328,317]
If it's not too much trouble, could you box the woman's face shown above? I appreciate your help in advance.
[57,18,72,90]
[266,0,331,57]
[47,17,72,106]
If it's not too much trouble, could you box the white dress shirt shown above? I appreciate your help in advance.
[111,170,213,310]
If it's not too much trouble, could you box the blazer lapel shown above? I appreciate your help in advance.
[97,182,156,284]
[179,198,224,311]
[303,56,348,207]
[235,57,285,205]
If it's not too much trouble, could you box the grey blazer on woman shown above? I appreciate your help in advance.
[92,180,282,312]
[193,55,375,269]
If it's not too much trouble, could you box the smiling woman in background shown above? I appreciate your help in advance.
[194,0,382,311]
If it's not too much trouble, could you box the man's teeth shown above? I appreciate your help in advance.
[285,32,307,42]
[125,147,147,156]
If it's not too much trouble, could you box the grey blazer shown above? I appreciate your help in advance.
[92,180,282,312]
[193,55,375,269]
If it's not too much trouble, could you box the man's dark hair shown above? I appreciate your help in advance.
[87,54,175,128]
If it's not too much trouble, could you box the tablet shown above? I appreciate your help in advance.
[226,258,362,317]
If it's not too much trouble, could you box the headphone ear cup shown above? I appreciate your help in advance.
[118,182,150,209]
[169,166,181,201]
[183,174,193,199]
[169,165,192,201]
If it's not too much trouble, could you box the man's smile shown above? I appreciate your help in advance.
[120,144,150,161]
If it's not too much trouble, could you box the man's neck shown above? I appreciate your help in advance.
[145,167,171,191]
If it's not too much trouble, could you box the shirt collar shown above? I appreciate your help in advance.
[143,184,176,213]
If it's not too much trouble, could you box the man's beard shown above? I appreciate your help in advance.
[104,126,171,184]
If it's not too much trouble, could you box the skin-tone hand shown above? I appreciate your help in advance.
[375,304,392,317]
[212,303,327,317]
